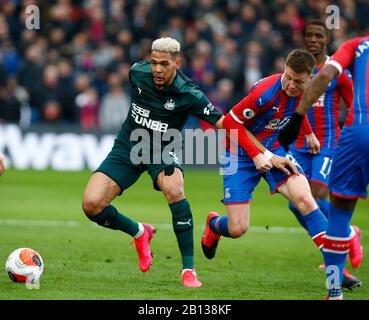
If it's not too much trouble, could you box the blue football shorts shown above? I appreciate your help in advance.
[329,125,369,199]
[222,146,304,204]
[288,147,334,187]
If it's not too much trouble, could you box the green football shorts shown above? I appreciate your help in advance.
[95,139,182,193]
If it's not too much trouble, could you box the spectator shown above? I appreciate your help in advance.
[30,64,63,122]
[0,78,21,124]
[42,100,62,123]
[75,86,99,130]
[0,0,366,129]
[99,73,130,132]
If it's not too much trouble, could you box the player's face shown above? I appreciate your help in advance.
[304,25,327,56]
[151,51,180,89]
[282,66,311,97]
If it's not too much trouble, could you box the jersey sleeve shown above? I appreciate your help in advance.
[336,70,353,109]
[190,91,223,125]
[227,83,267,126]
[326,37,367,74]
[222,112,261,158]
[222,84,270,158]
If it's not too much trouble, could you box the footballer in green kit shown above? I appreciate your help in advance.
[82,37,224,287]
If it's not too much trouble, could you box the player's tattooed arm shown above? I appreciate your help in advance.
[296,65,339,116]
[278,65,339,150]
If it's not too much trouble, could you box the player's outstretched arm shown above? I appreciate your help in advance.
[296,65,339,116]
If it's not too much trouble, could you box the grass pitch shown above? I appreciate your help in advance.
[0,168,368,300]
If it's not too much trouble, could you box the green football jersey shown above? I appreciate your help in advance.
[116,61,222,149]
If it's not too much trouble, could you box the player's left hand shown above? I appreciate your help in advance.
[270,155,299,176]
[305,133,320,154]
[278,112,305,151]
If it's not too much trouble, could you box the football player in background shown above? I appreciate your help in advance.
[278,36,369,299]
[286,20,362,288]
[202,49,360,290]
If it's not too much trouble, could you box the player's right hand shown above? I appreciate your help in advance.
[252,153,273,173]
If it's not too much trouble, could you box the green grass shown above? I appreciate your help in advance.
[0,169,368,300]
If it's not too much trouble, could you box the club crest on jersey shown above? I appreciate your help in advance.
[265,117,290,130]
[243,108,255,119]
[164,99,175,110]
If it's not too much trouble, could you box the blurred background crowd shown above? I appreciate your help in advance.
[0,0,368,132]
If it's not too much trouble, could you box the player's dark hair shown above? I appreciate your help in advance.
[285,49,316,75]
[304,19,329,37]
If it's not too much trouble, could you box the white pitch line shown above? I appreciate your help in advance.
[0,219,81,227]
[1,219,368,235]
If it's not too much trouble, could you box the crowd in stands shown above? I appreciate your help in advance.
[1,0,368,131]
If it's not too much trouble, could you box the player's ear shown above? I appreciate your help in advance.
[175,57,181,68]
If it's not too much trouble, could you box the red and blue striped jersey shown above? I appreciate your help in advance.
[326,37,369,126]
[293,57,353,151]
[229,73,312,151]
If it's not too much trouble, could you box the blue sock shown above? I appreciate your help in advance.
[210,216,231,237]
[316,199,330,218]
[323,205,353,296]
[288,202,307,230]
[302,208,328,250]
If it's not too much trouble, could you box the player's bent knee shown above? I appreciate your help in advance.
[163,186,185,203]
[82,197,104,217]
[294,192,317,213]
[229,224,248,238]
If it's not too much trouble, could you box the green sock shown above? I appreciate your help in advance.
[169,199,194,270]
[88,205,139,237]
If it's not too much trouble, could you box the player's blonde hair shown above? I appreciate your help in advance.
[151,37,180,56]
